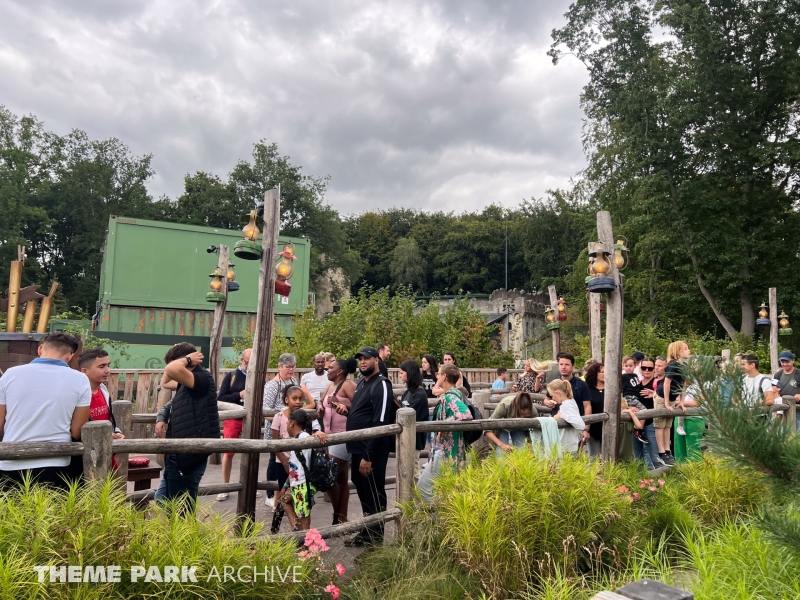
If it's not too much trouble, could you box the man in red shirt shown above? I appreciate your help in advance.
[79,349,125,469]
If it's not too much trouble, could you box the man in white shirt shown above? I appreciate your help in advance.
[300,354,330,406]
[742,354,774,408]
[0,332,91,489]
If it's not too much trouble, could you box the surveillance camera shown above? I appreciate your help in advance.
[207,245,219,254]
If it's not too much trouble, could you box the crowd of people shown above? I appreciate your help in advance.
[2,332,798,546]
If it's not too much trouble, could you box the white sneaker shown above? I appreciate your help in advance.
[264,496,274,508]
[216,492,229,501]
[677,426,686,436]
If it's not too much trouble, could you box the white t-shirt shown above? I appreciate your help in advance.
[0,359,92,470]
[742,374,772,407]
[288,431,312,487]
[555,399,585,453]
[300,371,330,403]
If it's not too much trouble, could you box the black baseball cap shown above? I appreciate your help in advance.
[632,351,645,361]
[354,347,379,359]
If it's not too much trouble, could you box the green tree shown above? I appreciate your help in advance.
[550,0,800,339]
[389,238,426,292]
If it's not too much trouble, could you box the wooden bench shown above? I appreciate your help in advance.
[127,465,162,507]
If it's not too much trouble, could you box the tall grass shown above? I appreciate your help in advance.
[0,478,312,599]
[430,451,642,597]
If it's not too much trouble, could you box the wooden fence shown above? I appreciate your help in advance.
[0,390,793,546]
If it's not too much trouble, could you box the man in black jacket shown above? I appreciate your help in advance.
[345,346,396,547]
[216,348,251,501]
[154,343,219,506]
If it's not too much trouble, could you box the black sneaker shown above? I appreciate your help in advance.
[659,452,675,466]
[634,429,649,445]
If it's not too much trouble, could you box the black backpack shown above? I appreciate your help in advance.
[296,447,338,492]
[436,393,483,446]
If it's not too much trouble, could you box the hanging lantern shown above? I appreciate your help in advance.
[587,241,616,293]
[226,263,239,292]
[545,305,560,331]
[274,242,297,297]
[613,236,629,270]
[756,302,770,326]
[206,266,226,302]
[234,210,263,260]
[779,311,793,336]
[557,297,567,321]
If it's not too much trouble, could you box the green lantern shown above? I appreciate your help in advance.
[234,210,263,260]
[206,267,226,302]
[779,311,793,336]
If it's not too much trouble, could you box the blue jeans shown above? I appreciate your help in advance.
[632,423,664,470]
[494,429,528,458]
[418,451,444,505]
[160,454,207,504]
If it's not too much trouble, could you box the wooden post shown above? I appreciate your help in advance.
[395,407,416,534]
[785,395,797,434]
[472,390,490,418]
[547,285,561,359]
[769,287,779,375]
[111,400,132,488]
[208,244,230,387]
[598,211,623,461]
[589,289,602,362]
[82,421,113,482]
[5,260,22,332]
[236,190,281,526]
[36,282,58,333]
[721,349,731,362]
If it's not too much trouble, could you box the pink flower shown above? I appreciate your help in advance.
[633,493,641,500]
[639,483,647,489]
[648,486,657,492]
[626,496,634,503]
[304,529,323,547]
[617,486,629,493]
[336,563,346,576]
[325,584,340,599]
[298,550,309,559]
[658,479,666,486]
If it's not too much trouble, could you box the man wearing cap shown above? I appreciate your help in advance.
[774,351,800,428]
[345,347,396,547]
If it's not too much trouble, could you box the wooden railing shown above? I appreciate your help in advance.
[0,392,794,543]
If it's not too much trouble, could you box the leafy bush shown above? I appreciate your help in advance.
[0,479,313,599]
[430,452,641,597]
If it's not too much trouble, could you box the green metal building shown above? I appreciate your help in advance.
[91,216,310,368]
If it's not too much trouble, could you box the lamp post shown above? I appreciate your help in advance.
[502,302,516,352]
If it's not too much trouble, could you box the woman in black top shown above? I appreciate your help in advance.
[584,362,605,456]
[421,354,438,399]
[399,360,430,479]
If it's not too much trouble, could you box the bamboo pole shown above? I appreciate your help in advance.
[208,244,230,387]
[547,285,561,359]
[598,211,623,461]
[21,300,37,333]
[769,287,779,374]
[237,189,281,526]
[5,260,22,332]
[36,282,58,333]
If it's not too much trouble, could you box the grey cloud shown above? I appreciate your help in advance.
[0,0,588,214]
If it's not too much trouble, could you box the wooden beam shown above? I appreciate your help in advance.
[769,287,779,374]
[208,244,230,387]
[547,285,561,359]
[598,211,623,461]
[589,273,603,361]
[237,188,281,526]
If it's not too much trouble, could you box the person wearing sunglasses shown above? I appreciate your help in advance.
[773,351,800,429]
[635,357,666,470]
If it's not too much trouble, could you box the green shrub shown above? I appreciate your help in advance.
[660,456,769,527]
[0,479,314,599]
[342,508,483,600]
[430,451,640,597]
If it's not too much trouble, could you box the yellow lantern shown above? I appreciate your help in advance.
[545,305,559,331]
[207,267,226,302]
[756,302,770,326]
[587,241,616,293]
[779,311,792,336]
[234,209,263,260]
[226,263,239,292]
[274,242,297,297]
[613,236,629,270]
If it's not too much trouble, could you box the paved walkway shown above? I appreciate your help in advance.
[128,452,405,572]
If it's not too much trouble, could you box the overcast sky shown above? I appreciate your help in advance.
[0,0,588,215]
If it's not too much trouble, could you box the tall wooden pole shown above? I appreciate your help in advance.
[236,190,281,527]
[598,211,623,461]
[208,244,230,386]
[5,261,22,332]
[769,287,779,374]
[547,285,561,359]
